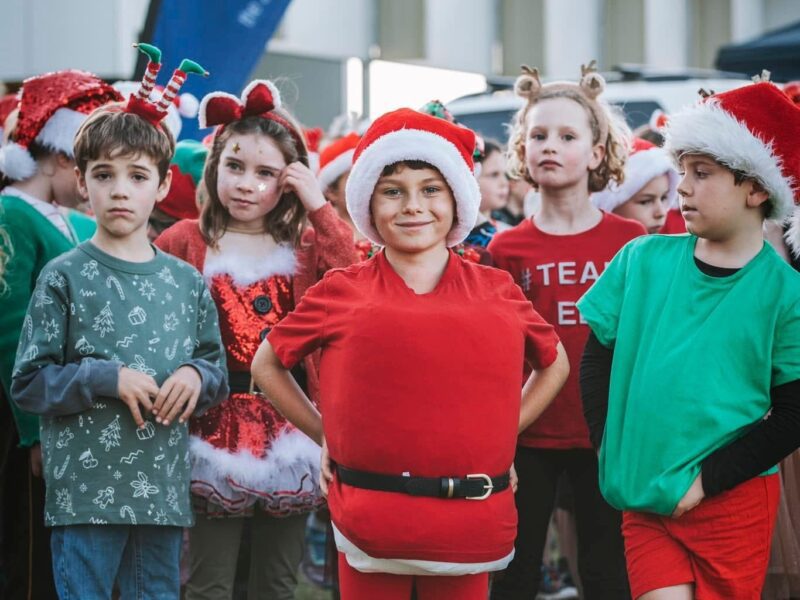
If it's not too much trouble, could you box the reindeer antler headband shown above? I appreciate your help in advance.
[125,43,208,128]
[514,60,610,144]
[198,80,305,151]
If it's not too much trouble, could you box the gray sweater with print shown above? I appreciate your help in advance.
[11,242,228,527]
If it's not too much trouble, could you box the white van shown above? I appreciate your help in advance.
[447,66,753,143]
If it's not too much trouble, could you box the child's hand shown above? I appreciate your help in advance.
[152,366,202,426]
[510,463,518,493]
[118,367,159,428]
[279,162,326,212]
[672,473,705,518]
[30,444,43,478]
[320,437,334,497]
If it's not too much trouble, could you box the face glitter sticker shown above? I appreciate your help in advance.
[233,142,240,153]
[257,183,267,192]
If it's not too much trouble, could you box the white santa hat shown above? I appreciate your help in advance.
[664,76,800,253]
[592,137,679,212]
[112,80,199,138]
[317,132,360,191]
[344,108,481,247]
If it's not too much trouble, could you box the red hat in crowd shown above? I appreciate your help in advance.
[665,75,800,252]
[318,132,360,191]
[0,70,122,181]
[592,137,679,211]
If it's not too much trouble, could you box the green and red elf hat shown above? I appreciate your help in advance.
[125,43,208,129]
[159,139,208,220]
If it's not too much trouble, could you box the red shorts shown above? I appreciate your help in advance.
[622,474,780,600]
[337,553,489,600]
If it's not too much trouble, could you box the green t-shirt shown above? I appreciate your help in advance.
[577,234,800,515]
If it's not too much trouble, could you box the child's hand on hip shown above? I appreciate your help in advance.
[320,437,333,497]
[118,367,159,427]
[152,366,202,426]
[672,473,705,518]
[279,162,326,212]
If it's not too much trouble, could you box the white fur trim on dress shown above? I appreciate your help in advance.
[345,129,481,247]
[190,429,322,515]
[318,149,355,191]
[665,99,795,220]
[0,142,37,181]
[333,524,514,576]
[36,108,86,157]
[592,147,680,211]
[203,242,296,287]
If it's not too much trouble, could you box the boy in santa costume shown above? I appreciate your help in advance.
[578,76,800,599]
[251,108,569,599]
[592,137,680,234]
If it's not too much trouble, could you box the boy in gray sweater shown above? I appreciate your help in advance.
[11,84,228,598]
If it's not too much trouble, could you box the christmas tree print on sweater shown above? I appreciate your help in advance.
[11,241,227,526]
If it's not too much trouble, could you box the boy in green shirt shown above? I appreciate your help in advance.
[11,51,228,599]
[578,79,800,599]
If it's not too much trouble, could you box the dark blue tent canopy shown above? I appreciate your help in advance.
[716,20,800,81]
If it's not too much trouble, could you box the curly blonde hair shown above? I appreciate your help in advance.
[506,62,629,193]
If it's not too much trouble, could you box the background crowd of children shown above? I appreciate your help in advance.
[0,45,799,600]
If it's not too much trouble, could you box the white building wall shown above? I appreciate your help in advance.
[544,0,602,78]
[268,0,375,59]
[0,0,148,80]
[424,0,496,74]
[643,0,689,69]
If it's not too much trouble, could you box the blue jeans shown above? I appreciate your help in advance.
[50,524,182,599]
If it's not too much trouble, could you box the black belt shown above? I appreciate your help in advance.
[337,465,509,501]
[229,371,262,395]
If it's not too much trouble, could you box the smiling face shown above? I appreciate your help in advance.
[216,132,286,230]
[614,174,670,233]
[370,163,455,254]
[77,152,171,242]
[524,97,605,193]
[677,154,768,241]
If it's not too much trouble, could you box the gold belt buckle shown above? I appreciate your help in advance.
[466,473,493,500]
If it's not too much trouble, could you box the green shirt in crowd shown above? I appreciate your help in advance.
[577,234,800,516]
[0,194,97,446]
[11,241,228,527]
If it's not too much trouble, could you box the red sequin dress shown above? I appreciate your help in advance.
[188,238,322,517]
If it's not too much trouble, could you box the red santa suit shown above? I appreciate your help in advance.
[267,110,561,587]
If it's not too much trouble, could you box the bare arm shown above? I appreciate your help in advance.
[251,340,323,446]
[519,341,570,433]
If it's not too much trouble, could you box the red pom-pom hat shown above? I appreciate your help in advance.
[345,108,480,247]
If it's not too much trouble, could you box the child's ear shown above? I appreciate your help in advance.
[745,180,770,209]
[155,168,173,204]
[74,167,90,201]
[588,142,606,171]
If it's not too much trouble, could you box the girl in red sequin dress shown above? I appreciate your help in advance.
[156,80,356,599]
